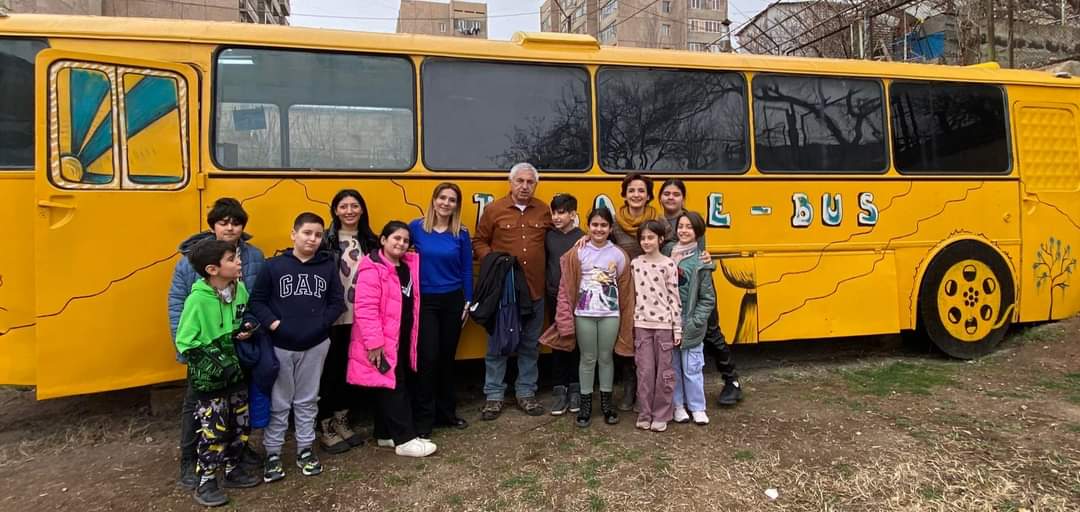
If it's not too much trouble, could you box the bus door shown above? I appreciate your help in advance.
[1014,100,1080,322]
[33,50,201,398]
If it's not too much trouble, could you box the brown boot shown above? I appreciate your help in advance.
[319,417,350,454]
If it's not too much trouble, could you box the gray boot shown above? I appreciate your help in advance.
[549,385,569,416]
[567,383,582,413]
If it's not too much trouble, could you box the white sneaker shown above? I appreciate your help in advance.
[376,439,395,448]
[635,420,651,430]
[673,407,690,423]
[691,410,710,425]
[650,421,668,432]
[395,438,436,458]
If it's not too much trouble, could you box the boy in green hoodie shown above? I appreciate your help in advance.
[175,240,261,507]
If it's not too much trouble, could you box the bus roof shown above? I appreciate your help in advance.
[1,13,1074,87]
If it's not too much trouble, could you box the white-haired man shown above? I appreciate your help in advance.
[472,163,552,420]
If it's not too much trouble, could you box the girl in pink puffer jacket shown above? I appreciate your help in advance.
[346,221,435,458]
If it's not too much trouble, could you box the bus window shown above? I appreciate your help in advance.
[753,74,887,173]
[213,48,415,171]
[215,102,282,168]
[421,59,591,171]
[121,71,186,186]
[597,67,747,174]
[890,82,1009,174]
[288,104,414,170]
[50,64,118,188]
[0,39,47,169]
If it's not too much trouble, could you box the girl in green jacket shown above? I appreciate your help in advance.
[663,211,716,426]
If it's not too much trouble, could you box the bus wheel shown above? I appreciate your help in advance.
[917,240,1015,359]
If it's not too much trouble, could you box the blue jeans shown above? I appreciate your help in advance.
[484,297,544,400]
[673,344,706,412]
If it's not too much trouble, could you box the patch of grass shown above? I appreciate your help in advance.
[841,362,954,396]
[653,454,672,472]
[834,462,855,479]
[733,449,755,462]
[581,458,603,489]
[1037,372,1080,403]
[918,485,943,501]
[588,493,606,512]
[1067,424,1080,434]
[984,389,1034,400]
[383,473,414,487]
[552,461,573,478]
[500,473,539,489]
[1011,324,1064,345]
[446,494,464,507]
[501,473,543,506]
[995,498,1023,512]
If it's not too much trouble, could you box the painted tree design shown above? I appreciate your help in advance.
[1033,237,1077,321]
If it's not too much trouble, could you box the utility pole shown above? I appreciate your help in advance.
[986,0,996,63]
[1007,0,1015,68]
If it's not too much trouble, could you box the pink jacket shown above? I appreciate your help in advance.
[346,250,420,389]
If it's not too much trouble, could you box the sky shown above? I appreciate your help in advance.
[288,0,773,41]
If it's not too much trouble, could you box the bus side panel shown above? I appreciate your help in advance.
[1010,87,1080,323]
[0,173,38,385]
[756,251,900,342]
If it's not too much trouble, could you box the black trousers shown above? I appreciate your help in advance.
[374,334,419,445]
[180,380,198,462]
[411,289,465,436]
[704,308,738,381]
[317,324,354,421]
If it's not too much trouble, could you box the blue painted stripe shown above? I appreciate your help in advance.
[69,69,110,153]
[124,76,178,137]
[80,113,113,168]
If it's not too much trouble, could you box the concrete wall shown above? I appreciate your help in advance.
[985,20,1080,68]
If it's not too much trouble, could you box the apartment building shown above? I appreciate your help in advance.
[5,0,290,24]
[540,0,731,52]
[396,0,487,39]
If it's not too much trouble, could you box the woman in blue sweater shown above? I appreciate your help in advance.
[409,182,474,436]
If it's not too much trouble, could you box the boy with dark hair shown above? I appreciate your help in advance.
[169,197,265,490]
[545,193,585,416]
[251,212,345,482]
[175,239,262,507]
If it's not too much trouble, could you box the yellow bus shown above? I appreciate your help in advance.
[0,15,1077,399]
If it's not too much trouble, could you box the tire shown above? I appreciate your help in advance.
[916,240,1015,359]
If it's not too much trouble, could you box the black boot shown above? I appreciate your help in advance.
[618,364,636,412]
[717,379,744,406]
[576,394,592,428]
[600,391,619,425]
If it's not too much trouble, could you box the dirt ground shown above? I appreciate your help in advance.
[1,318,1079,512]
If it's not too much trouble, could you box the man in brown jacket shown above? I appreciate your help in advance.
[473,163,552,420]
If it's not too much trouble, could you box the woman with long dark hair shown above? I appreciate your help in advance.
[317,189,378,454]
[408,183,473,436]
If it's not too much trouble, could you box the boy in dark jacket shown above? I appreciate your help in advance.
[250,212,345,483]
[545,194,584,416]
[175,240,262,507]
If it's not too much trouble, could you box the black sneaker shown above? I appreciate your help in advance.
[549,385,569,416]
[263,454,285,483]
[568,384,582,413]
[717,380,744,406]
[178,458,196,491]
[193,477,228,507]
[223,467,261,488]
[296,448,322,476]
